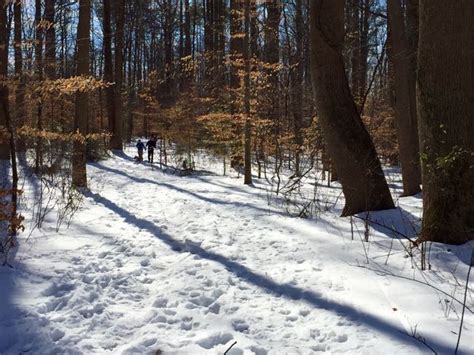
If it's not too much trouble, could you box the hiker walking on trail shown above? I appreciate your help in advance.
[136,139,145,162]
[146,136,157,163]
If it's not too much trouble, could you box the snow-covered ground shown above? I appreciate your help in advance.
[1,148,473,354]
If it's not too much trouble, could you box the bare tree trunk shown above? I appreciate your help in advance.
[293,0,304,176]
[110,0,125,150]
[45,0,56,78]
[103,0,115,150]
[243,0,252,185]
[184,0,192,57]
[309,0,394,216]
[34,0,44,173]
[229,0,243,89]
[358,0,369,103]
[387,0,421,196]
[14,0,25,152]
[0,2,10,159]
[417,0,474,244]
[0,23,20,236]
[348,0,360,102]
[72,0,90,188]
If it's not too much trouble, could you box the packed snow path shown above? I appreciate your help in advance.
[1,150,473,354]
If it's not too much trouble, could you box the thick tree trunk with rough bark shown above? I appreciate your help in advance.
[417,0,474,244]
[387,0,421,196]
[72,0,90,188]
[309,0,394,216]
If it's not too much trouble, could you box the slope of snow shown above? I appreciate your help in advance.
[0,149,473,354]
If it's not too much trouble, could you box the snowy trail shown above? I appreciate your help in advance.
[1,150,472,354]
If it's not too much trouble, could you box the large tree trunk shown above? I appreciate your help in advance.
[417,0,474,244]
[110,0,125,150]
[309,0,394,216]
[387,0,421,196]
[357,0,369,103]
[72,0,90,188]
[34,0,44,173]
[229,0,243,89]
[184,0,192,57]
[13,0,25,152]
[161,0,175,105]
[348,0,360,103]
[0,5,19,236]
[293,0,304,176]
[243,0,252,185]
[103,0,115,149]
[45,0,56,78]
[0,2,10,160]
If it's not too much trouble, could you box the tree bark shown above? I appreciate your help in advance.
[184,0,192,57]
[387,0,421,196]
[243,0,252,185]
[34,0,44,173]
[0,35,20,236]
[229,0,243,89]
[293,0,304,176]
[0,1,10,159]
[103,0,115,150]
[45,0,56,78]
[358,0,369,103]
[14,0,25,152]
[417,0,474,244]
[309,0,394,216]
[72,0,90,188]
[110,0,125,150]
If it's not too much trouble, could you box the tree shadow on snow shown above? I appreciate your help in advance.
[85,190,456,354]
[91,163,284,217]
[110,151,217,178]
[0,261,56,353]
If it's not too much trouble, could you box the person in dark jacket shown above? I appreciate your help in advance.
[136,139,145,161]
[146,136,157,163]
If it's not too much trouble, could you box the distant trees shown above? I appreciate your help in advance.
[417,0,474,244]
[0,0,470,246]
[309,0,394,215]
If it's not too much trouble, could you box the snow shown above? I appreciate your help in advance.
[1,148,473,354]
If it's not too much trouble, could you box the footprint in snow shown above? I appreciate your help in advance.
[50,329,65,342]
[140,258,150,267]
[232,319,249,333]
[152,297,168,308]
[196,332,234,350]
[250,346,268,355]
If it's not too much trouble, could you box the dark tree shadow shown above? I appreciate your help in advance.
[91,163,283,217]
[1,160,52,353]
[84,190,456,354]
[110,151,217,178]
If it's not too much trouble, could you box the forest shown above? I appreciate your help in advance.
[0,0,473,354]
